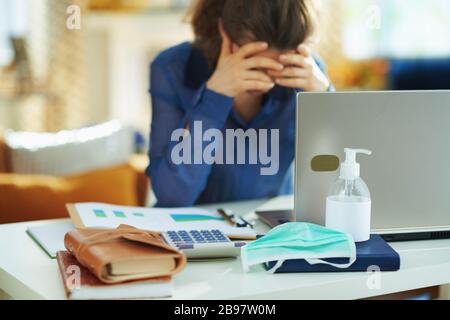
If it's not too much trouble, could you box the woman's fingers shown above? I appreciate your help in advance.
[268,67,310,79]
[244,56,284,71]
[245,70,274,83]
[275,78,309,89]
[237,42,269,59]
[297,44,311,57]
[218,23,233,58]
[242,80,275,92]
[279,54,308,68]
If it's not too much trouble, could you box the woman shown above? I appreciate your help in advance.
[147,0,333,207]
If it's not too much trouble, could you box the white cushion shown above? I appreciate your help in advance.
[5,121,134,176]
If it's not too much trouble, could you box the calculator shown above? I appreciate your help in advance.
[161,230,247,259]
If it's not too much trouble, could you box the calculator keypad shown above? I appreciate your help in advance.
[162,229,244,259]
[166,230,231,245]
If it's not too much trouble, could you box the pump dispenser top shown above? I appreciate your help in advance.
[340,148,372,180]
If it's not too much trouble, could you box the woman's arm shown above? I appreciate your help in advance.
[148,59,234,207]
[148,40,285,207]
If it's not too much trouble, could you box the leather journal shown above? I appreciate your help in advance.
[64,224,187,284]
[57,251,173,300]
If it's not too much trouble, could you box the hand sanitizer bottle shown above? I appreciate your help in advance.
[326,148,372,242]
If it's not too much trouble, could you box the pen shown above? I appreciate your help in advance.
[217,209,237,227]
[239,216,254,229]
[218,209,254,228]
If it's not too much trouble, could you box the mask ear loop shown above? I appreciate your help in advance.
[305,236,357,269]
[267,235,357,272]
[267,260,285,274]
[304,257,355,269]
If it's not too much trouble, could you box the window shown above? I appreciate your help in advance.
[342,0,450,59]
[0,0,28,66]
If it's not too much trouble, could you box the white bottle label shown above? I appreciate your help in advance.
[326,196,371,242]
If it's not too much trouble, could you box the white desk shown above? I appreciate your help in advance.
[1,196,450,300]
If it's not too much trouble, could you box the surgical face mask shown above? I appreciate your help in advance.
[241,222,356,273]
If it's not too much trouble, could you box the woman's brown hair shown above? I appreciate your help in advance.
[187,0,317,67]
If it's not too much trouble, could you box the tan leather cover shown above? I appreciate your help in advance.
[64,225,186,284]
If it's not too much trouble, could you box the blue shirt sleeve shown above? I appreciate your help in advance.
[148,59,234,207]
[314,54,335,92]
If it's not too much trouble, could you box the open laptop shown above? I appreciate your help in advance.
[294,90,450,241]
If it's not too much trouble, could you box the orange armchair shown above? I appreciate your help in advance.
[0,133,150,224]
[0,132,8,173]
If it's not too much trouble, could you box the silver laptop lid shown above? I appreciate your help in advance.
[295,91,450,234]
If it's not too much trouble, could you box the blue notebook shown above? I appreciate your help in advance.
[264,235,400,273]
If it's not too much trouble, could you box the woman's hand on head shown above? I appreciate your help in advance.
[207,28,284,98]
[268,44,330,92]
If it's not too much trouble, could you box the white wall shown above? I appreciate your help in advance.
[85,11,193,136]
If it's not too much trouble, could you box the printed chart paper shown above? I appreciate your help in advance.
[69,203,256,238]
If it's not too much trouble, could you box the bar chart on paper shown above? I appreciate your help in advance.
[89,207,225,223]
[170,214,225,222]
[68,203,256,238]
